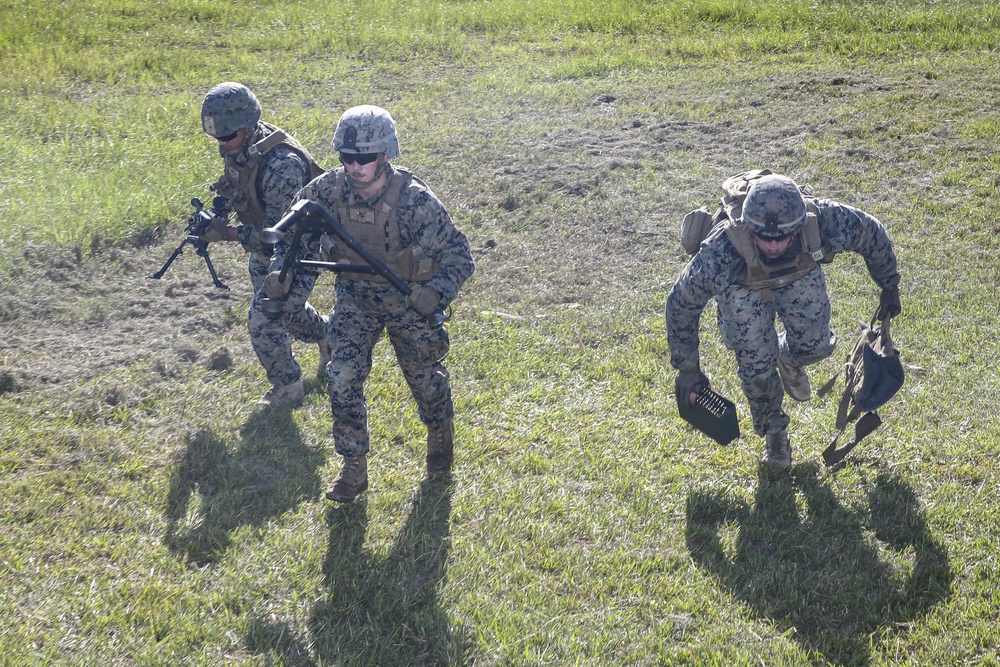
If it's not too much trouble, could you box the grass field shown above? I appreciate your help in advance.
[2,1,1000,665]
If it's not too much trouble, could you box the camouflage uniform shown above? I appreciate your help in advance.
[210,119,329,389]
[666,197,899,436]
[300,163,474,457]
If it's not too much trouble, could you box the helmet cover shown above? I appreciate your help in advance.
[201,82,262,138]
[332,105,401,158]
[742,174,807,238]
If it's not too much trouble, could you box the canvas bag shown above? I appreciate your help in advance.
[817,310,905,465]
[679,169,780,255]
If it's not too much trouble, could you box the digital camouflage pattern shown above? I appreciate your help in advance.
[332,105,401,158]
[201,82,262,138]
[325,282,454,456]
[666,196,899,436]
[742,174,808,238]
[209,120,329,388]
[247,256,327,388]
[297,163,475,456]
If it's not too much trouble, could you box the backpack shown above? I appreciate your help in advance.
[682,169,804,254]
[680,169,828,295]
[816,310,905,465]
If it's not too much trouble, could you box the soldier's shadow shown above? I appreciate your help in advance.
[162,407,325,565]
[685,464,952,666]
[245,473,471,666]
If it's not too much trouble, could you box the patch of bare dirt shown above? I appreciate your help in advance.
[0,242,254,393]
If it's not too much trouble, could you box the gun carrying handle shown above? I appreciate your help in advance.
[276,227,306,282]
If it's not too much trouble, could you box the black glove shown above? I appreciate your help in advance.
[675,368,710,407]
[877,286,901,320]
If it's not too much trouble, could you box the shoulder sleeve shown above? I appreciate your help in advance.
[665,235,742,372]
[398,180,475,302]
[814,199,899,290]
[259,147,311,230]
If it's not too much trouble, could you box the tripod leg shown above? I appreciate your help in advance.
[201,252,229,290]
[147,242,187,280]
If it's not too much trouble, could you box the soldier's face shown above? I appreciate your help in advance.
[342,153,384,187]
[218,127,250,156]
[752,232,793,258]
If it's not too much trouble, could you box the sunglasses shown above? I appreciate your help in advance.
[339,152,379,166]
[752,230,794,243]
[216,130,240,142]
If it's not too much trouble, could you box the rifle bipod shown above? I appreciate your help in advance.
[147,235,229,290]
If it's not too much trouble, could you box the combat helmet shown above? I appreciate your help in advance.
[742,174,807,239]
[201,82,262,138]
[333,105,400,159]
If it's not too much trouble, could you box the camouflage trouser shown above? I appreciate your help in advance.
[326,280,453,457]
[715,265,837,436]
[246,251,329,387]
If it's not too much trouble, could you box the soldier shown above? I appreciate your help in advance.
[292,105,474,502]
[198,82,331,407]
[666,172,901,467]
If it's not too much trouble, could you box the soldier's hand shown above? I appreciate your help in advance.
[319,234,338,262]
[199,218,231,244]
[675,368,710,407]
[877,286,901,320]
[262,271,293,300]
[407,286,440,316]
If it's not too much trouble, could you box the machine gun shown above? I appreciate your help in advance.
[147,196,231,289]
[261,199,448,327]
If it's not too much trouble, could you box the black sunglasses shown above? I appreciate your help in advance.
[216,130,240,142]
[339,152,379,166]
[752,230,794,243]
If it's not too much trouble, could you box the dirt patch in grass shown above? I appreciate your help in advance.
[0,243,252,392]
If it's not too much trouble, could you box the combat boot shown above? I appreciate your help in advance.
[325,454,368,503]
[763,430,792,468]
[318,335,332,377]
[777,332,811,402]
[426,418,454,472]
[257,379,305,407]
[777,356,811,402]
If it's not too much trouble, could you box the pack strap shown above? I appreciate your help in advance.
[822,411,882,466]
[816,368,842,399]
[818,307,896,465]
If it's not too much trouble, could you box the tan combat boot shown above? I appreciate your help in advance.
[777,333,811,402]
[763,430,792,468]
[777,356,811,402]
[426,418,454,472]
[257,379,305,407]
[325,454,368,503]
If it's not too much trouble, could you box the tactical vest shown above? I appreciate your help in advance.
[724,202,827,292]
[317,167,438,283]
[211,121,324,228]
[681,169,832,294]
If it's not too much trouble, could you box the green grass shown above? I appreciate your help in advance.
[3,0,1000,665]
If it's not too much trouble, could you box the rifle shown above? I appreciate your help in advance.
[147,196,230,290]
[261,199,448,327]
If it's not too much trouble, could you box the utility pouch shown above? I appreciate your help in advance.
[816,310,904,465]
[399,244,437,281]
[681,207,716,255]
